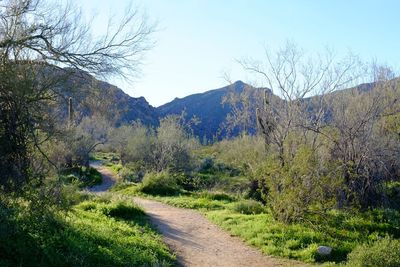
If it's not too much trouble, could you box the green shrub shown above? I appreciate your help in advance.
[106,163,123,174]
[347,237,400,267]
[119,162,145,182]
[59,167,102,187]
[231,199,265,215]
[110,182,137,192]
[198,157,215,173]
[100,201,145,220]
[180,172,218,191]
[0,194,176,267]
[258,146,340,223]
[383,182,400,209]
[197,191,236,202]
[175,172,222,191]
[83,167,102,186]
[139,172,182,196]
[119,166,137,182]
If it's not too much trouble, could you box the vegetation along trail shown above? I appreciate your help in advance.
[90,164,307,267]
[88,161,117,192]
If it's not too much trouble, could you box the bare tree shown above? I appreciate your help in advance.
[321,68,400,208]
[240,42,364,166]
[221,82,262,136]
[0,0,154,190]
[0,0,154,77]
[242,42,400,212]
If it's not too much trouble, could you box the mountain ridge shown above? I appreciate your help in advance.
[58,69,392,140]
[156,80,265,140]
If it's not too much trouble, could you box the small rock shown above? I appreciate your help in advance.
[317,246,332,256]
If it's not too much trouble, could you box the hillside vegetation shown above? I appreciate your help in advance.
[0,191,175,266]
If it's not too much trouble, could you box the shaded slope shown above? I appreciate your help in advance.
[52,68,158,126]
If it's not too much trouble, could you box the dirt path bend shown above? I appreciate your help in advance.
[90,163,306,267]
[88,161,117,192]
[133,197,307,267]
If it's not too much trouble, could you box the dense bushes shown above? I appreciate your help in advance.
[383,181,400,209]
[109,116,199,174]
[256,146,340,223]
[231,200,265,215]
[197,191,236,202]
[81,200,145,221]
[60,166,102,187]
[347,237,400,267]
[0,193,175,267]
[139,172,182,196]
[118,162,145,182]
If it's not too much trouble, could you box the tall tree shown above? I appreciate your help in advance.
[0,0,154,191]
[241,42,364,166]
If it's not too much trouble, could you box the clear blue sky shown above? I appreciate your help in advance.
[77,0,400,107]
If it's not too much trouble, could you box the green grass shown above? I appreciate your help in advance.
[116,185,400,265]
[231,199,266,215]
[105,162,123,175]
[347,237,400,267]
[90,152,120,162]
[0,194,176,267]
[59,166,102,187]
[91,152,122,175]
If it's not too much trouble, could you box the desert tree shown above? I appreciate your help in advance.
[238,42,378,221]
[242,42,400,213]
[321,66,400,208]
[109,114,198,173]
[240,42,365,167]
[221,81,263,136]
[153,115,199,172]
[0,0,154,191]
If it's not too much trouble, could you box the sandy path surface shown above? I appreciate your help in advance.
[88,161,117,192]
[90,162,307,267]
[133,197,307,267]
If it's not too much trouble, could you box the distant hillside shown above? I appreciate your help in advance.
[53,68,158,126]
[53,68,393,140]
[156,81,265,141]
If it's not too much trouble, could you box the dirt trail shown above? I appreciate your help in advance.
[88,161,117,192]
[91,163,307,267]
[133,198,307,267]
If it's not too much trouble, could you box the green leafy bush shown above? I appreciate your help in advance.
[100,201,145,220]
[0,194,175,267]
[104,162,123,174]
[197,191,236,202]
[119,167,138,182]
[258,146,340,223]
[175,172,218,191]
[110,182,138,193]
[347,237,400,267]
[231,199,265,214]
[383,181,400,209]
[60,166,102,187]
[139,172,182,196]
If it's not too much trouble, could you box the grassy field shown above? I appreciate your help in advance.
[0,193,176,267]
[117,187,400,265]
